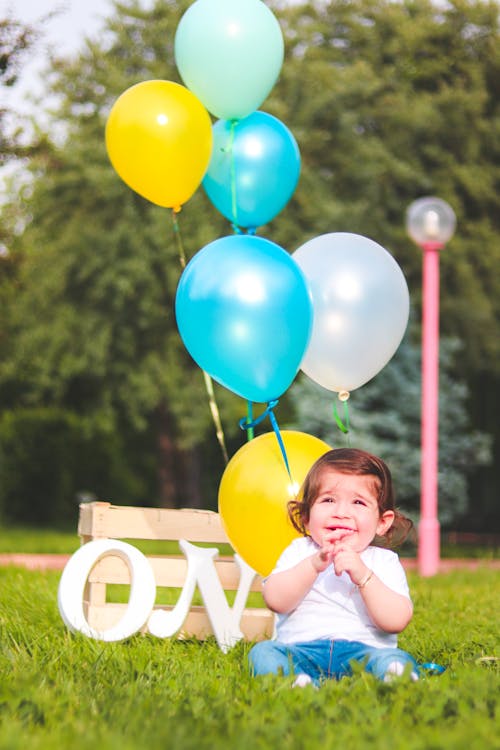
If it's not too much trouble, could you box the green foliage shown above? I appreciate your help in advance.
[288,334,492,526]
[0,408,155,525]
[0,16,38,163]
[268,0,500,361]
[267,0,500,528]
[0,17,35,87]
[0,0,499,517]
[0,566,498,749]
[0,0,244,508]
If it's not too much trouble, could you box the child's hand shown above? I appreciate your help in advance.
[310,530,351,574]
[330,543,369,586]
[310,545,334,573]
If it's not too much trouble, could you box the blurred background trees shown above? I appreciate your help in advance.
[0,0,498,532]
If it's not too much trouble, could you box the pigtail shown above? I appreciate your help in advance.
[375,509,416,549]
[287,497,307,536]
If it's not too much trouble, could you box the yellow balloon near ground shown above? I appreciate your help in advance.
[218,431,331,576]
[105,80,212,209]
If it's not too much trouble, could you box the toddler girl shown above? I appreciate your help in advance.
[249,448,419,686]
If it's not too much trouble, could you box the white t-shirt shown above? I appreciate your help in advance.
[267,536,411,648]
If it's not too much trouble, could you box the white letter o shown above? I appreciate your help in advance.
[57,539,156,641]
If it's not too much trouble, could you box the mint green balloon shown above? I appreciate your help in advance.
[175,0,284,121]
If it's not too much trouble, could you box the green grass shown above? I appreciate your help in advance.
[0,525,235,556]
[0,565,498,750]
[0,524,498,559]
[0,526,81,554]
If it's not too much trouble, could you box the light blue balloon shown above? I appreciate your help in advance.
[203,112,301,230]
[174,0,284,120]
[175,235,313,403]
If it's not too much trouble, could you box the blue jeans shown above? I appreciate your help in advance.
[249,639,419,684]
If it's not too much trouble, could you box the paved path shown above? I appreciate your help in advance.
[0,553,71,570]
[0,553,498,572]
[401,558,500,572]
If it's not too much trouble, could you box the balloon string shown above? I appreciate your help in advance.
[171,211,229,464]
[202,371,229,464]
[239,399,277,431]
[228,119,239,228]
[171,208,186,269]
[245,401,254,442]
[333,394,351,444]
[239,400,292,481]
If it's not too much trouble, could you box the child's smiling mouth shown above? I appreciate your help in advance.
[327,525,355,533]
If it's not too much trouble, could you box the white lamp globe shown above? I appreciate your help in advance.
[406,197,456,246]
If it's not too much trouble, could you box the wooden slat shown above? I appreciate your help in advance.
[78,502,229,543]
[77,501,273,644]
[87,554,264,592]
[86,604,274,641]
[83,581,106,606]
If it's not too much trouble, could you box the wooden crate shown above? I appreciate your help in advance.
[77,501,274,642]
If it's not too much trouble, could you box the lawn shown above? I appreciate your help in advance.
[0,560,498,750]
[1,523,498,559]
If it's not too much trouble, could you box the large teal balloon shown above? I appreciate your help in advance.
[175,235,313,403]
[203,111,301,230]
[174,0,284,121]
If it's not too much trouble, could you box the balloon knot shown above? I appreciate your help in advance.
[239,399,279,431]
[338,390,350,402]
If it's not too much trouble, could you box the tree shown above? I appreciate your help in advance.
[0,15,38,163]
[266,0,500,528]
[0,0,498,524]
[0,0,242,511]
[266,0,499,362]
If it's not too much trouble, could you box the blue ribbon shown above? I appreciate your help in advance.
[268,408,292,480]
[239,399,278,432]
[420,662,446,675]
[239,399,292,481]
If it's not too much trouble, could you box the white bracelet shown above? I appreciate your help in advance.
[357,569,374,589]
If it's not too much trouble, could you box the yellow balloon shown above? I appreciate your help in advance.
[105,80,213,209]
[218,431,331,576]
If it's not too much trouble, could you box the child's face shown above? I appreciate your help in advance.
[306,468,394,552]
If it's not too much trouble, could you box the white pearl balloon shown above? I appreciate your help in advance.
[293,232,410,393]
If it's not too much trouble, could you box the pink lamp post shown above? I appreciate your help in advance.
[406,197,456,576]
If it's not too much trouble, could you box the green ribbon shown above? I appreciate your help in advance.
[245,401,254,442]
[228,119,238,228]
[171,208,186,268]
[333,398,350,435]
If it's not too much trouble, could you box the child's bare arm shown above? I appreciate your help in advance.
[263,549,330,614]
[357,575,413,632]
[332,545,413,633]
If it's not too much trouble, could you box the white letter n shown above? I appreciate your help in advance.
[147,540,257,652]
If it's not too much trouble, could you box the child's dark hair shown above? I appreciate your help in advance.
[288,448,414,548]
